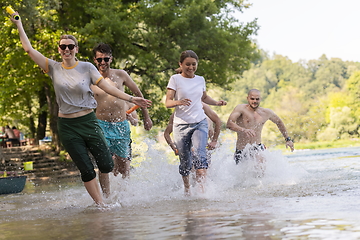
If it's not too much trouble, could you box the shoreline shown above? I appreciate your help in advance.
[273,139,360,151]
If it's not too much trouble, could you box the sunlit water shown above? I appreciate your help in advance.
[1,138,360,240]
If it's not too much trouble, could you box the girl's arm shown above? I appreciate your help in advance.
[165,88,191,108]
[163,113,178,155]
[97,78,151,108]
[202,91,227,106]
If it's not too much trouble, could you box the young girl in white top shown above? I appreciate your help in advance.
[165,50,226,195]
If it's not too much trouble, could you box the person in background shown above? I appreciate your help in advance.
[227,89,294,166]
[119,102,139,174]
[91,43,153,188]
[4,125,19,146]
[10,12,151,206]
[0,127,5,147]
[12,126,21,140]
[165,50,226,195]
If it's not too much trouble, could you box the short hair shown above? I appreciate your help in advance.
[59,35,78,46]
[92,43,112,57]
[179,50,198,63]
[248,89,260,96]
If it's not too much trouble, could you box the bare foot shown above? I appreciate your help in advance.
[184,188,191,197]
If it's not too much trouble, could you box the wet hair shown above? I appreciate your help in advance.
[179,50,198,63]
[92,43,112,57]
[59,35,78,46]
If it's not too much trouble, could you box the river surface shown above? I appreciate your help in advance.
[1,140,360,239]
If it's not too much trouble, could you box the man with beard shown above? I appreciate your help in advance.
[226,89,294,165]
[91,43,152,196]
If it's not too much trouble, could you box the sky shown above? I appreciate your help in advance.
[235,0,360,63]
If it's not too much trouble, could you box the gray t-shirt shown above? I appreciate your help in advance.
[45,59,103,114]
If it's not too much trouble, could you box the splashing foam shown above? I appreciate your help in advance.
[106,139,308,207]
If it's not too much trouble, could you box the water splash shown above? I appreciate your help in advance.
[106,139,308,207]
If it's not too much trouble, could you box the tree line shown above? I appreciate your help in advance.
[1,0,360,150]
[215,53,360,147]
[0,0,258,150]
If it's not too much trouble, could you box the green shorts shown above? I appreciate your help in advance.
[58,112,114,182]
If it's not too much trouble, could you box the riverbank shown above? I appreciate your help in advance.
[274,138,360,151]
[0,145,79,182]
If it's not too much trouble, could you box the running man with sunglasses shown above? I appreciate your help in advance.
[9,13,151,206]
[91,43,153,180]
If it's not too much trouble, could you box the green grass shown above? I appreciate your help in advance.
[275,139,360,151]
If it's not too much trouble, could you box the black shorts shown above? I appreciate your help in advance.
[234,143,266,164]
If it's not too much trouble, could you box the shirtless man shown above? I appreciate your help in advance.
[91,43,152,196]
[226,89,294,164]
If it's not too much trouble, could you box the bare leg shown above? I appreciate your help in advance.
[99,172,110,198]
[113,155,130,178]
[196,168,207,193]
[190,166,196,187]
[182,175,190,196]
[84,178,104,206]
[122,160,130,179]
[255,154,266,178]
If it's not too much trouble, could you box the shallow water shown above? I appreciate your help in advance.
[1,140,360,239]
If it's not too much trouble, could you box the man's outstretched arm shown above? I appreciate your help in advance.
[270,112,294,151]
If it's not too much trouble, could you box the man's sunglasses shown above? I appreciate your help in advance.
[96,57,111,63]
[59,44,76,50]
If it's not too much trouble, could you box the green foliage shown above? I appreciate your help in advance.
[2,0,360,148]
[276,139,360,150]
[217,53,360,146]
[0,0,259,141]
[75,0,260,125]
[345,71,360,124]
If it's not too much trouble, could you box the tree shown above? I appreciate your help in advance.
[74,0,260,125]
[0,0,259,149]
[345,71,360,126]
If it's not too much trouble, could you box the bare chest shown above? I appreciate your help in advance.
[92,76,124,99]
[238,111,268,128]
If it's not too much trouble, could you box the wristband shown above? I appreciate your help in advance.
[128,96,133,103]
[285,137,292,142]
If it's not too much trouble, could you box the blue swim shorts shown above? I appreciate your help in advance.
[98,119,131,159]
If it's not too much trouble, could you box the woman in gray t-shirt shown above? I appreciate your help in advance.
[10,12,151,206]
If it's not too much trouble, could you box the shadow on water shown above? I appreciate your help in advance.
[1,139,360,239]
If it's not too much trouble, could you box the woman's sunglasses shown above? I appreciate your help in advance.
[96,58,111,63]
[59,44,76,50]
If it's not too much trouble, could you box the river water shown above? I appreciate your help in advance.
[1,139,360,239]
